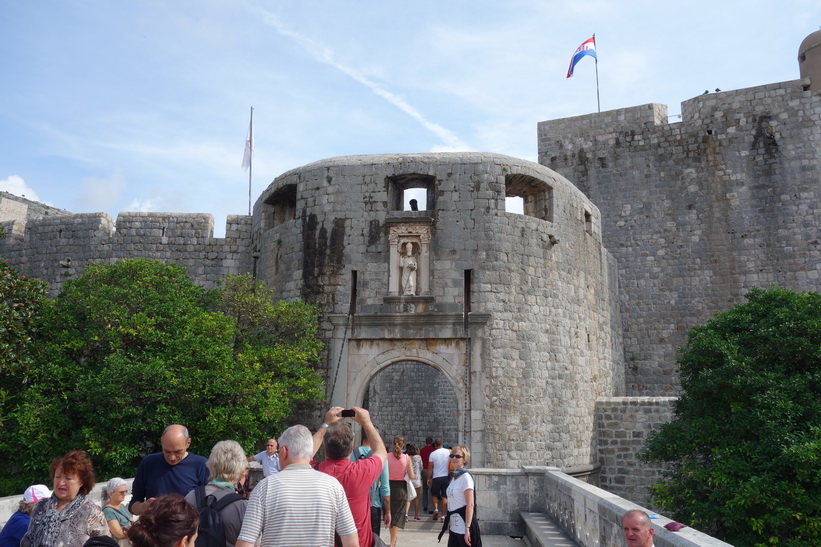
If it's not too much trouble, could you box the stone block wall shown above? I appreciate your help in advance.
[0,200,254,296]
[538,467,731,547]
[538,79,821,396]
[363,360,459,448]
[595,397,676,506]
[253,153,623,470]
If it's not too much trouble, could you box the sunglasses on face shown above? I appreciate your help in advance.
[449,454,463,459]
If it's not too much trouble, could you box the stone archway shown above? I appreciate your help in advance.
[362,360,459,447]
[326,313,490,466]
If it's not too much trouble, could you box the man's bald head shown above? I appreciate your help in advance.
[161,424,191,466]
[622,510,654,547]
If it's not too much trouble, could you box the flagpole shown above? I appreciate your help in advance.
[594,34,600,113]
[248,106,253,216]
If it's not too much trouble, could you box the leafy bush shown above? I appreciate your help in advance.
[642,286,821,546]
[0,259,324,494]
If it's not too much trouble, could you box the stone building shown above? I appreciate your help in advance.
[2,32,819,504]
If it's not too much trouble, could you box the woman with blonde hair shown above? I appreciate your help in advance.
[405,444,423,521]
[183,440,248,546]
[438,445,482,547]
[386,436,414,547]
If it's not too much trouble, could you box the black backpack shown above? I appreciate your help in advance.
[193,485,243,547]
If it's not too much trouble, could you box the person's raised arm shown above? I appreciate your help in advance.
[350,407,387,462]
[312,406,344,457]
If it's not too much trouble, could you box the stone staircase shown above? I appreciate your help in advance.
[521,512,579,546]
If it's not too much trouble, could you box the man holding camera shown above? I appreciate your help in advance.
[317,407,388,547]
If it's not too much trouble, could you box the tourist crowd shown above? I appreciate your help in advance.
[0,409,480,547]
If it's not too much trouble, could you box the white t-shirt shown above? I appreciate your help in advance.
[446,472,474,534]
[429,447,451,478]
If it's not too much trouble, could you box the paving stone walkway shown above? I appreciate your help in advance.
[376,516,527,546]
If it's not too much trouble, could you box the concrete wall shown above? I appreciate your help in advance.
[538,79,821,396]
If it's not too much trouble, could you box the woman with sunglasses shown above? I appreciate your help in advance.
[438,446,482,547]
[103,478,134,546]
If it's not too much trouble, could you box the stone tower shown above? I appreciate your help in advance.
[799,29,821,91]
[251,153,623,468]
[538,33,821,396]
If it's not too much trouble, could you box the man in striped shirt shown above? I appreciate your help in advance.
[236,425,358,547]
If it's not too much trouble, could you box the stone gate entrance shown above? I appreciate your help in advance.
[325,312,490,465]
[362,360,459,446]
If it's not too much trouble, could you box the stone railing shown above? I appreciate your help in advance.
[472,466,731,547]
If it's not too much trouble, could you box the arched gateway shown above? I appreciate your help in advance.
[252,153,623,471]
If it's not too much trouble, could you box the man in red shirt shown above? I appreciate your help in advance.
[318,407,387,547]
[419,437,435,514]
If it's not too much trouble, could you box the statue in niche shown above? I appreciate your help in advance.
[400,241,417,296]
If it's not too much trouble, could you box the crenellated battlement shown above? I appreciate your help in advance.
[0,194,253,295]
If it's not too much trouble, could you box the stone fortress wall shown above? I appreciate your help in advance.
[0,194,253,296]
[2,33,819,507]
[539,78,821,396]
[251,153,623,470]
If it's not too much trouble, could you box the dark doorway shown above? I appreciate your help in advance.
[362,360,459,448]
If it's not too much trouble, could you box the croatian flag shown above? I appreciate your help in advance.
[567,35,597,78]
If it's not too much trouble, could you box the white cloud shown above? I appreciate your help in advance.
[75,169,127,212]
[252,6,471,151]
[0,175,43,203]
[126,198,162,212]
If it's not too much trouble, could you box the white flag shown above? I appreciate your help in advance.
[242,115,253,171]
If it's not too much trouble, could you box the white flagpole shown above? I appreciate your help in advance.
[594,34,600,113]
[243,107,254,215]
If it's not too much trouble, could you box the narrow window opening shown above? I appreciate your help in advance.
[464,269,472,327]
[584,209,593,234]
[403,189,427,210]
[349,270,358,315]
[264,184,297,228]
[505,196,524,214]
[505,174,553,221]
[388,174,436,211]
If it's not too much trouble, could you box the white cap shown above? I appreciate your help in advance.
[23,484,51,504]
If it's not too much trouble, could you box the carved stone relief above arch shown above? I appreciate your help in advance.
[388,222,431,296]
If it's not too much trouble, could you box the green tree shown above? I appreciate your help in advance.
[641,286,821,546]
[0,259,323,495]
[0,240,50,494]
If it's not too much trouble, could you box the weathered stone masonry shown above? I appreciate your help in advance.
[251,153,622,470]
[0,202,253,296]
[2,37,820,507]
[539,79,821,396]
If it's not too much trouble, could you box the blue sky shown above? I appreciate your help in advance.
[2,1,819,236]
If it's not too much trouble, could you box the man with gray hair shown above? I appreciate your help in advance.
[622,509,655,547]
[236,424,358,547]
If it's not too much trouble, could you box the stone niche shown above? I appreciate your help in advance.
[387,221,431,297]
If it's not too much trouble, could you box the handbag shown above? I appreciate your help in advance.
[405,474,417,501]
